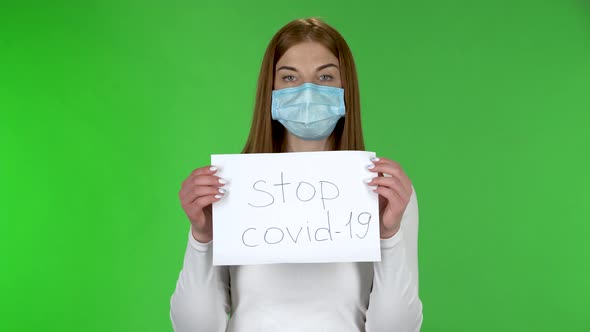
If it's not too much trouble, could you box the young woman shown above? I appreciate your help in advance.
[171,17,423,331]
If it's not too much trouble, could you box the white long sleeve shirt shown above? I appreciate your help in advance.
[170,186,423,332]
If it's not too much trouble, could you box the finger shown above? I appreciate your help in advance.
[192,194,222,213]
[190,165,219,178]
[368,157,412,193]
[181,185,226,206]
[373,185,403,208]
[181,175,227,191]
[180,175,227,197]
[193,175,227,187]
[368,157,405,177]
[185,195,222,224]
[181,165,220,190]
[367,176,411,201]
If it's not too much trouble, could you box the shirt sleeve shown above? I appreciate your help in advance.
[365,185,424,332]
[170,225,231,332]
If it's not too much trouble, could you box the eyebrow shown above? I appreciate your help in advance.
[276,63,339,72]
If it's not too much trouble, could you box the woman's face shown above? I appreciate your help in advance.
[274,41,342,90]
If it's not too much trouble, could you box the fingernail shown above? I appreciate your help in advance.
[367,164,375,169]
[218,178,228,185]
[214,194,223,199]
[370,157,380,162]
[209,166,218,172]
[218,188,226,194]
[364,178,373,184]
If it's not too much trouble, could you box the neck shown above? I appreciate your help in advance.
[284,132,333,152]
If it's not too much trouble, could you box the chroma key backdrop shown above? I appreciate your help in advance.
[1,0,589,331]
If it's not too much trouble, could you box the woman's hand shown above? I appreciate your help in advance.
[178,165,226,243]
[366,157,413,239]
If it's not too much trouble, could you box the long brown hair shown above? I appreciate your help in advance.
[242,17,365,153]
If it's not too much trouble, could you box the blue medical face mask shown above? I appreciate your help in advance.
[271,83,345,141]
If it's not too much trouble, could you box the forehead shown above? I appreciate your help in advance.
[276,41,339,67]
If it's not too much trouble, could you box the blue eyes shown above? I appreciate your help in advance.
[283,75,296,82]
[282,75,334,82]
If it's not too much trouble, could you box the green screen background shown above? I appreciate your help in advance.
[1,0,589,331]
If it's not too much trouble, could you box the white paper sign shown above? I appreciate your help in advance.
[211,151,380,265]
